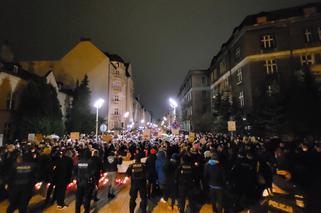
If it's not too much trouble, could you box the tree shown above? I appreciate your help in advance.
[66,75,95,133]
[212,92,232,133]
[15,79,64,138]
[252,77,286,137]
[285,67,321,137]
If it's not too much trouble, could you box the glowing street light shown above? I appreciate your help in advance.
[123,112,129,118]
[141,119,145,124]
[169,97,178,122]
[94,98,104,142]
[169,98,178,108]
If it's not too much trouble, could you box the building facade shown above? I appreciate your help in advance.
[178,70,210,131]
[20,39,150,131]
[209,3,321,115]
[0,61,72,144]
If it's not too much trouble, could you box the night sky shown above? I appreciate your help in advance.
[0,0,318,118]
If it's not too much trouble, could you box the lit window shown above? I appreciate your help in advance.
[235,47,241,59]
[114,108,119,115]
[300,55,315,66]
[236,68,242,84]
[267,85,273,97]
[239,91,244,107]
[261,34,275,49]
[304,28,313,43]
[264,59,278,74]
[13,65,18,73]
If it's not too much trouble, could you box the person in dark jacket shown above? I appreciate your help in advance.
[145,148,157,199]
[203,153,226,213]
[54,150,73,209]
[163,153,179,209]
[105,151,122,198]
[75,149,96,213]
[91,149,103,201]
[126,155,147,213]
[176,154,196,213]
[6,153,37,213]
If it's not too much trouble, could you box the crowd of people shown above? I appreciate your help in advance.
[0,132,321,213]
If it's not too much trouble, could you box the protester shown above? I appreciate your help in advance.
[0,131,320,213]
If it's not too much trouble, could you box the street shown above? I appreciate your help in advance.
[0,184,213,213]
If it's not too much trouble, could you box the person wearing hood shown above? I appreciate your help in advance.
[203,152,225,213]
[155,150,166,202]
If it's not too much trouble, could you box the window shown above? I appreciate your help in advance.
[264,59,278,74]
[239,91,244,107]
[13,65,18,73]
[113,95,119,101]
[300,55,315,66]
[267,85,273,97]
[304,28,313,43]
[114,70,120,77]
[261,34,275,49]
[202,76,207,85]
[236,68,242,84]
[213,69,218,80]
[235,47,241,59]
[186,92,192,102]
[220,61,227,73]
[114,108,119,115]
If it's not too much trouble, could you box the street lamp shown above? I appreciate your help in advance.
[169,97,178,122]
[94,98,104,142]
[124,112,129,118]
[123,112,129,130]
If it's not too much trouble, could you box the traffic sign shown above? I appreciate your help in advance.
[100,124,107,133]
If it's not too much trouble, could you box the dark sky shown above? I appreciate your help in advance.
[0,0,318,118]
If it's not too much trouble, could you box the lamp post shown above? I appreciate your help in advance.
[123,111,129,130]
[94,98,104,142]
[169,98,178,128]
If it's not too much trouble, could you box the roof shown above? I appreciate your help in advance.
[103,52,125,63]
[125,63,131,77]
[178,69,209,96]
[210,2,321,66]
[0,61,43,81]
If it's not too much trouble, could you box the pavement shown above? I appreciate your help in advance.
[0,183,213,213]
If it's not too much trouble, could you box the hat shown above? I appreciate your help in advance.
[150,148,157,155]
